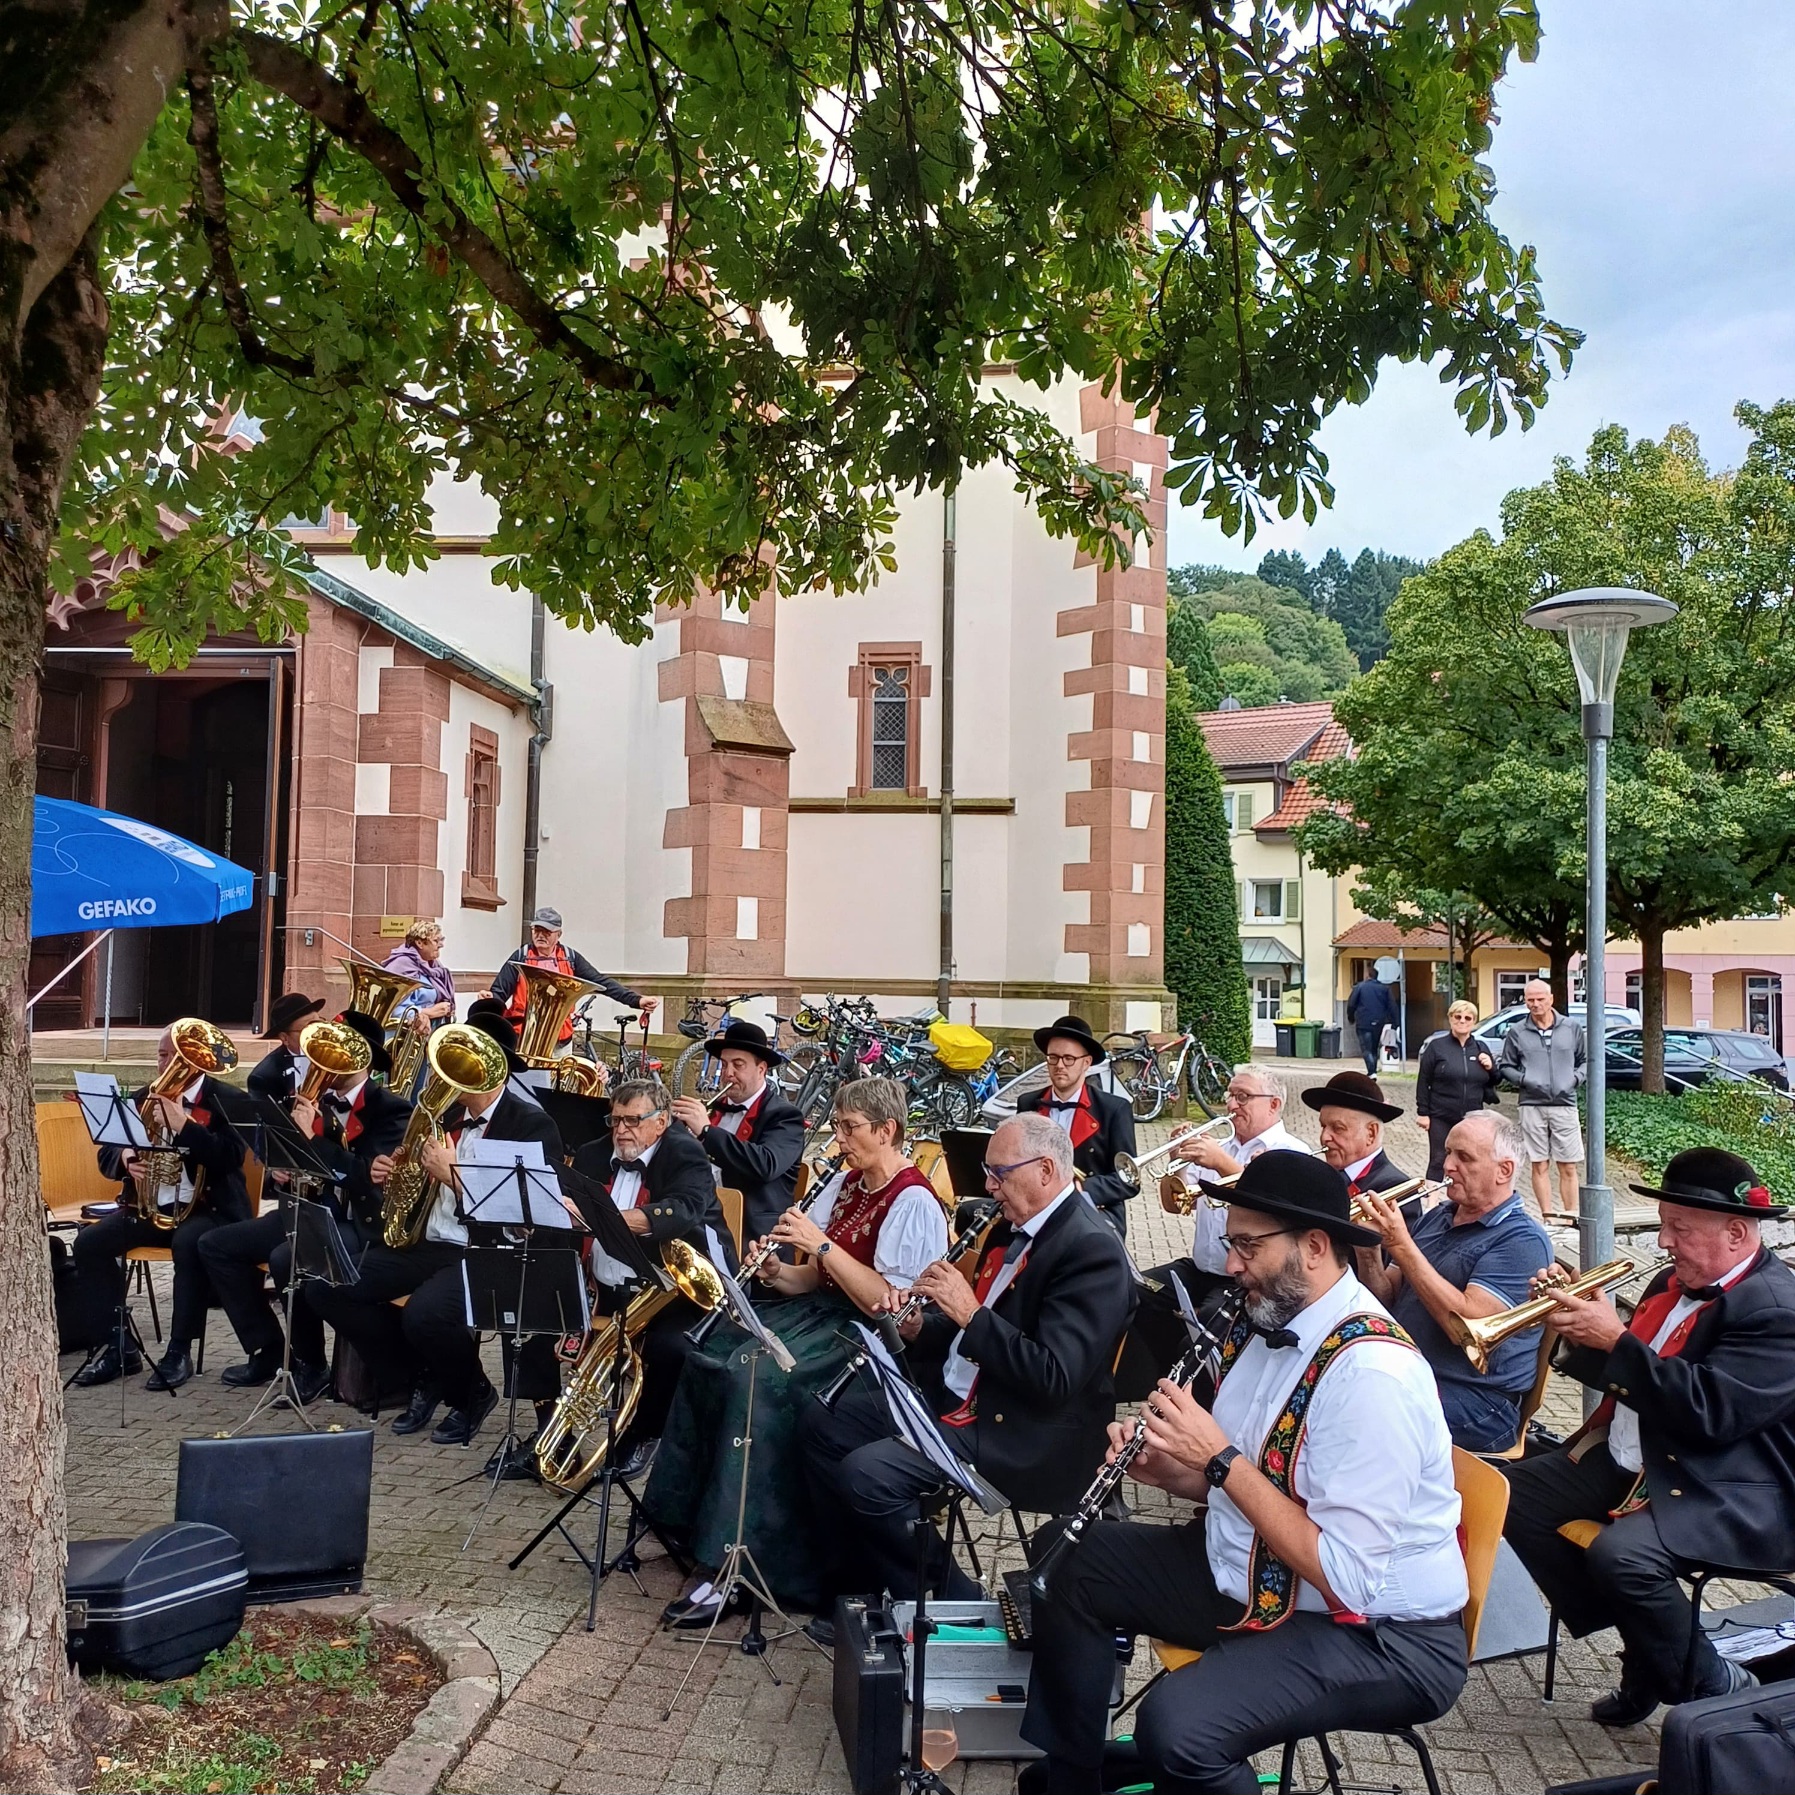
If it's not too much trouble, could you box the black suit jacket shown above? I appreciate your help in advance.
[309,1081,414,1231]
[100,1077,252,1223]
[699,1084,804,1242]
[570,1122,737,1271]
[1560,1248,1795,1572]
[916,1191,1137,1512]
[1019,1083,1137,1215]
[247,1045,302,1104]
[449,1088,564,1163]
[1346,1148,1412,1196]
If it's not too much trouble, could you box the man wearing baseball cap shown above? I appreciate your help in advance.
[486,907,656,1049]
[1502,1147,1795,1726]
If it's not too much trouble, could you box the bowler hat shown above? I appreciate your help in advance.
[704,1018,787,1067]
[263,992,324,1038]
[466,1006,528,1073]
[1631,1146,1789,1219]
[1032,1015,1107,1065]
[1300,1069,1403,1124]
[333,1008,392,1078]
[1228,1150,1382,1249]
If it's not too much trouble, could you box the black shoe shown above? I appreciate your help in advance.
[803,1616,835,1651]
[613,1436,659,1482]
[73,1343,136,1388]
[431,1379,499,1446]
[1590,1682,1659,1727]
[391,1388,441,1435]
[290,1359,333,1406]
[145,1346,193,1392]
[668,1584,752,1630]
[220,1349,280,1388]
[482,1435,542,1482]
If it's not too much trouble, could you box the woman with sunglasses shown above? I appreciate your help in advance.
[1415,1001,1499,1182]
[645,1076,946,1626]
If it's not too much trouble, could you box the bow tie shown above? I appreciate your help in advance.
[714,1101,748,1114]
[1669,1274,1724,1303]
[1251,1321,1299,1350]
[461,1116,487,1134]
[1048,1098,1078,1109]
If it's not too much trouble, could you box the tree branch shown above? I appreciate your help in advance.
[232,27,648,396]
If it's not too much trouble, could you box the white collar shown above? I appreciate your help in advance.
[618,1137,660,1172]
[1045,1081,1085,1107]
[334,1078,368,1108]
[1018,1184,1077,1238]
[1239,1117,1290,1151]
[182,1075,206,1104]
[1285,1267,1379,1352]
[1343,1150,1378,1182]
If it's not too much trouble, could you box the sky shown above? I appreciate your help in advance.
[1162,0,1795,574]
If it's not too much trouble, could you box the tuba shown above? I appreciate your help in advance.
[534,1240,726,1490]
[341,956,430,1090]
[515,961,600,1069]
[378,1025,509,1249]
[136,1019,238,1230]
[295,1018,374,1105]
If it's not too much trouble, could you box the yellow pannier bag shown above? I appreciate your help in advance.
[928,1021,994,1072]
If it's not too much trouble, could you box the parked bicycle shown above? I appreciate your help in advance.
[1105,1025,1233,1122]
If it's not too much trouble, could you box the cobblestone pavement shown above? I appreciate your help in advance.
[62,1072,1755,1792]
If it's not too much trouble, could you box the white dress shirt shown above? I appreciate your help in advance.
[1206,1268,1467,1622]
[607,1136,660,1213]
[1181,1121,1313,1271]
[1608,1254,1755,1472]
[424,1105,497,1245]
[1042,1080,1088,1130]
[809,1168,947,1290]
[149,1076,209,1213]
[942,1184,1075,1399]
[1342,1151,1379,1186]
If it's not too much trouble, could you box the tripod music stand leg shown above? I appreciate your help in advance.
[233,1207,318,1436]
[901,1493,955,1794]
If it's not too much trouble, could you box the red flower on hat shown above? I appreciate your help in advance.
[1747,1185,1773,1209]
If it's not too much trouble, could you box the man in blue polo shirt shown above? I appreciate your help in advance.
[1354,1110,1555,1451]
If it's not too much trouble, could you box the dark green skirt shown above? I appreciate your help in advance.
[644,1290,866,1612]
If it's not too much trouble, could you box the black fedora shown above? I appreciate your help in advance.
[1227,1150,1382,1249]
[333,1008,392,1078]
[704,1018,787,1067]
[1300,1069,1403,1124]
[263,991,324,1038]
[1032,1014,1107,1065]
[1631,1146,1789,1219]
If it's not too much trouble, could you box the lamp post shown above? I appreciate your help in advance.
[1523,588,1677,1281]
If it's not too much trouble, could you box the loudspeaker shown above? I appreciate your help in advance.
[176,1429,374,1602]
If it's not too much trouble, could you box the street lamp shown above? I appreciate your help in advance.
[1523,588,1678,1279]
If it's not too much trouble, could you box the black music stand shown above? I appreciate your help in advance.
[509,1170,688,1622]
[71,1073,161,1424]
[938,1129,995,1201]
[534,1088,613,1161]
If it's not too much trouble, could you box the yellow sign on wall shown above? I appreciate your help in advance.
[378,916,414,939]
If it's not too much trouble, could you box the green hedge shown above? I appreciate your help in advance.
[1604,1088,1795,1199]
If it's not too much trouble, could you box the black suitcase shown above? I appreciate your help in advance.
[1659,1679,1795,1795]
[833,1596,905,1795]
[66,1523,247,1680]
[176,1429,374,1602]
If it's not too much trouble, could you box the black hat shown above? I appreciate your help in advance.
[1631,1147,1788,1219]
[332,1008,392,1078]
[704,1018,787,1067]
[465,1006,527,1072]
[264,992,324,1038]
[1300,1069,1403,1124]
[1228,1150,1382,1249]
[1032,1014,1107,1065]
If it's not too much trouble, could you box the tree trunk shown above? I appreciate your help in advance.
[0,236,111,1792]
[1640,917,1667,1096]
[1546,942,1573,1014]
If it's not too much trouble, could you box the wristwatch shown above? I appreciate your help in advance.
[814,1239,833,1258]
[1204,1445,1241,1489]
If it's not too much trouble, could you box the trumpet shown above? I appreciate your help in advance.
[1159,1167,1243,1216]
[1346,1174,1449,1227]
[1114,1117,1233,1192]
[1447,1258,1646,1373]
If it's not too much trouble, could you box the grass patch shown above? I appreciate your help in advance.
[1606,1084,1795,1196]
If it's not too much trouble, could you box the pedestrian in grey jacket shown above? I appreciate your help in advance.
[1497,979,1586,1224]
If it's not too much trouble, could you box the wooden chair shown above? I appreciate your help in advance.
[37,1099,120,1229]
[911,1141,957,1212]
[718,1186,745,1258]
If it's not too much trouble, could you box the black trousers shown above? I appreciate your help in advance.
[73,1207,233,1349]
[1421,1113,1469,1183]
[1503,1442,1725,1703]
[306,1242,488,1411]
[197,1209,328,1367]
[1356,1028,1383,1076]
[798,1375,982,1605]
[1020,1514,1467,1793]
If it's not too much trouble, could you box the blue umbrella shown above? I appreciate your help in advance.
[31,795,256,938]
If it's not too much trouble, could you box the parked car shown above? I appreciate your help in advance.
[1604,1026,1791,1093]
[1471,1003,1640,1051]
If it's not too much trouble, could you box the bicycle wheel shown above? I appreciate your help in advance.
[671,1040,725,1100]
[1187,1045,1231,1117]
[929,1076,978,1132]
[1111,1050,1167,1122]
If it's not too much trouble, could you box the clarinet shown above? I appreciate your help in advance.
[813,1198,1002,1410]
[1027,1284,1248,1603]
[684,1149,844,1346]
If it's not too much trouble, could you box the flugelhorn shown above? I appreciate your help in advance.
[1346,1174,1449,1226]
[1447,1258,1642,1373]
[1115,1116,1233,1192]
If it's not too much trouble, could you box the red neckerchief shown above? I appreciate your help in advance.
[942,1230,1034,1428]
[186,1078,211,1130]
[711,1083,766,1143]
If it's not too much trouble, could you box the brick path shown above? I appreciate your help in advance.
[61,1070,1763,1792]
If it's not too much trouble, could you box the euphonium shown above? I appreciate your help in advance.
[136,1019,238,1230]
[378,1024,509,1249]
[295,1018,374,1104]
[515,961,601,1067]
[1448,1258,1643,1373]
[340,955,429,1090]
[548,1054,607,1096]
[1115,1116,1234,1192]
[534,1240,726,1490]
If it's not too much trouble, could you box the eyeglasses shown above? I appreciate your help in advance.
[1044,1052,1090,1067]
[1218,1227,1295,1259]
[1225,1087,1273,1103]
[983,1156,1047,1184]
[610,1111,661,1133]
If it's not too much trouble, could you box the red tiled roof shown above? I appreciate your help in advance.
[1333,918,1527,951]
[1255,719,1351,831]
[1196,700,1337,772]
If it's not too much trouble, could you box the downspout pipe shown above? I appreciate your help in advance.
[522,596,550,923]
[936,486,957,1019]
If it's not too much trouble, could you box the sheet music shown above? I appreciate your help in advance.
[73,1071,150,1150]
[712,1263,795,1372]
[870,1358,1007,1514]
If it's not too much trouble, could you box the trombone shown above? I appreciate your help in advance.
[1115,1116,1233,1192]
[1447,1258,1652,1373]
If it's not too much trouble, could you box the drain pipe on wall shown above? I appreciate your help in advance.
[936,485,957,1020]
[521,596,551,923]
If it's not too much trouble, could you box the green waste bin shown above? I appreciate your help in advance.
[1290,1021,1322,1059]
